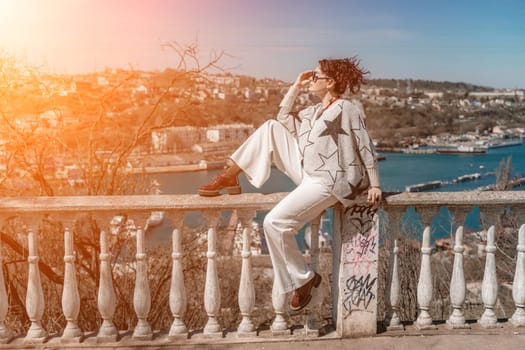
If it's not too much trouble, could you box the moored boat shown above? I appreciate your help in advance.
[436,145,486,154]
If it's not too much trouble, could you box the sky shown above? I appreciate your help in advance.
[0,0,523,88]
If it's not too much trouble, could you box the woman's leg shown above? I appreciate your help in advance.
[199,120,303,196]
[231,119,303,187]
[263,175,338,295]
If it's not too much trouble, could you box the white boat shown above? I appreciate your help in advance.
[454,173,481,183]
[485,139,523,149]
[436,145,486,154]
[405,180,442,192]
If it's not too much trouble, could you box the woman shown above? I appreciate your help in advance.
[199,57,382,311]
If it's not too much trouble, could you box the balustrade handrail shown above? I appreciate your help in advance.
[382,191,525,208]
[0,191,524,214]
[0,193,288,214]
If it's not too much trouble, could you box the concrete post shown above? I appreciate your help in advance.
[447,209,469,329]
[97,230,118,342]
[24,229,48,344]
[237,210,256,336]
[415,209,437,330]
[333,204,379,338]
[479,225,500,328]
[0,235,13,344]
[168,213,188,340]
[511,224,525,327]
[384,207,404,331]
[202,211,222,337]
[61,228,83,342]
[305,215,323,337]
[132,227,153,340]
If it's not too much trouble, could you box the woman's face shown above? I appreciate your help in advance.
[309,65,332,96]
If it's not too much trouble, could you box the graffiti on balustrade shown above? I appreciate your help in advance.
[343,255,375,275]
[342,273,377,317]
[343,204,378,240]
[344,231,377,264]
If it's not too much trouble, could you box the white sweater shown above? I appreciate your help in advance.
[277,86,380,206]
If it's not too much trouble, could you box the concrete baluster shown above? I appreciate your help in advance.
[203,212,222,337]
[385,208,404,331]
[97,230,118,342]
[24,229,48,344]
[305,214,323,337]
[478,224,500,328]
[270,277,290,335]
[415,209,437,330]
[511,224,525,327]
[168,213,188,340]
[0,237,13,344]
[132,226,153,340]
[447,208,469,329]
[61,228,83,342]
[237,210,257,337]
[388,240,403,331]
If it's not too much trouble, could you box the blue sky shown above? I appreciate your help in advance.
[0,0,523,88]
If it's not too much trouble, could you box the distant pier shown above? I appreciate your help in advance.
[405,172,494,192]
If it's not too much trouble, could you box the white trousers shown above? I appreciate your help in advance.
[231,120,338,294]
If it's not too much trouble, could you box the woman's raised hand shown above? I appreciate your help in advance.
[293,70,314,88]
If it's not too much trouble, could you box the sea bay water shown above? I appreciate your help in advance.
[379,143,525,193]
[150,143,525,245]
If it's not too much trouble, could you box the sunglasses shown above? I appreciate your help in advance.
[311,71,331,82]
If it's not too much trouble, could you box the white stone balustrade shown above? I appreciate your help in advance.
[305,215,322,336]
[0,192,521,347]
[168,212,188,340]
[385,208,403,331]
[415,208,438,330]
[447,209,469,329]
[0,236,13,344]
[97,230,118,342]
[479,223,500,328]
[132,226,153,340]
[270,276,290,335]
[61,228,83,342]
[202,211,222,337]
[237,210,257,337]
[511,223,525,327]
[24,229,48,344]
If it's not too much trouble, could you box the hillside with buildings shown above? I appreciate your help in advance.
[1,67,524,193]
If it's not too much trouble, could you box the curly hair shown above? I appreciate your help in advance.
[319,57,369,95]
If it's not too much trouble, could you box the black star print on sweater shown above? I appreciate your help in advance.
[314,150,344,185]
[298,117,315,157]
[318,112,348,146]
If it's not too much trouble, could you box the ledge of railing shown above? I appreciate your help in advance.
[382,191,525,208]
[0,193,289,214]
[1,191,524,215]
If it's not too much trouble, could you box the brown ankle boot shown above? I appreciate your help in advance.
[289,272,321,312]
[198,173,241,197]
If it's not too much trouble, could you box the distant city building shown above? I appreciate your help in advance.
[206,74,241,87]
[205,124,255,143]
[469,90,524,100]
[151,123,254,154]
[424,91,444,99]
[151,126,204,153]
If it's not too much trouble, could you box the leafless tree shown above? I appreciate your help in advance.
[0,43,253,333]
